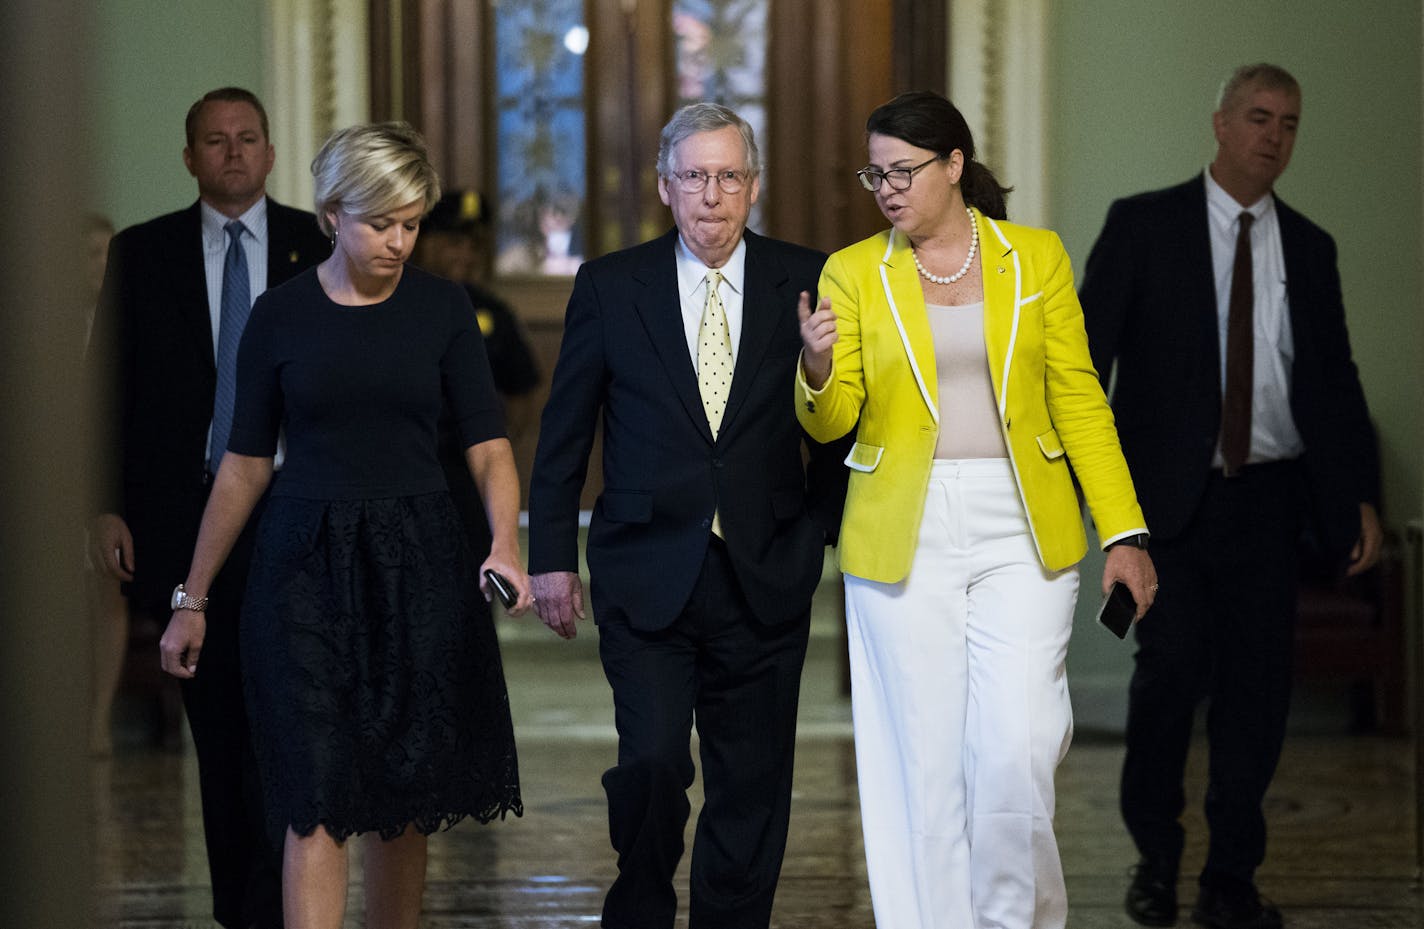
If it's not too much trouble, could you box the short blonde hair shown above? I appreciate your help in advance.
[311,121,440,236]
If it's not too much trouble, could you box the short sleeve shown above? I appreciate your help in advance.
[441,283,506,448]
[228,295,284,457]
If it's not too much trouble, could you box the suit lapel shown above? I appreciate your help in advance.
[1274,197,1312,352]
[176,203,216,370]
[720,232,779,436]
[980,213,1018,415]
[1181,179,1222,393]
[631,232,714,442]
[880,230,940,422]
[1276,197,1333,390]
[266,200,325,287]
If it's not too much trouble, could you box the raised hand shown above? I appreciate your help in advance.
[796,290,837,389]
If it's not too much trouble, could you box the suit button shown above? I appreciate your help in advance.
[712,459,724,469]
[701,518,712,529]
[805,399,816,412]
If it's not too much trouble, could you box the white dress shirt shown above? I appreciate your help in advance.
[674,236,747,369]
[1203,170,1304,466]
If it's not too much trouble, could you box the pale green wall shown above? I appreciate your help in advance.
[1045,1,1423,728]
[1048,0,1422,529]
[92,0,268,230]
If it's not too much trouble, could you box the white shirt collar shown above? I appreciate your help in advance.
[199,197,269,249]
[1203,168,1273,232]
[674,235,747,300]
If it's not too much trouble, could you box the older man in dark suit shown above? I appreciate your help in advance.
[1080,64,1382,929]
[528,103,844,929]
[89,86,328,929]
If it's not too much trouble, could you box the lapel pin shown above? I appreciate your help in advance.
[289,250,300,264]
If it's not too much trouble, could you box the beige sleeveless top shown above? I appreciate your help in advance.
[927,301,1008,460]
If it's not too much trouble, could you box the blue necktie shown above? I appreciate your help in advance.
[209,220,251,469]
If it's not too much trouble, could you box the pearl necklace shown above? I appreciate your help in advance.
[912,208,978,285]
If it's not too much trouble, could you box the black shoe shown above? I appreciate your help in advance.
[1191,884,1282,929]
[1126,861,1178,927]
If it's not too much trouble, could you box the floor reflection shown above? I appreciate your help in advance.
[95,624,1423,927]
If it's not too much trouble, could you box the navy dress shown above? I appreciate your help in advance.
[229,265,522,842]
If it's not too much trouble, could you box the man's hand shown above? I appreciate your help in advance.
[89,513,134,582]
[796,291,837,390]
[1103,545,1158,621]
[159,609,206,679]
[532,571,587,640]
[1346,502,1384,577]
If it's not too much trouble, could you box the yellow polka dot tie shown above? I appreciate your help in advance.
[698,270,733,436]
[698,270,733,536]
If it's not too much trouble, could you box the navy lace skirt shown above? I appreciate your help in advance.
[241,491,522,842]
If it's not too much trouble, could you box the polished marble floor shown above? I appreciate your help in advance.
[94,616,1424,928]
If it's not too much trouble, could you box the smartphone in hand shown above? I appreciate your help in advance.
[1097,581,1137,639]
[483,569,517,610]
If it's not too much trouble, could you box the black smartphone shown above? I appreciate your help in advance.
[1097,581,1137,639]
[483,569,517,610]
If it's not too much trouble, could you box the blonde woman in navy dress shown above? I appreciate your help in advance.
[159,122,531,928]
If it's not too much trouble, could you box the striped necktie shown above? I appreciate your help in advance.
[208,220,251,470]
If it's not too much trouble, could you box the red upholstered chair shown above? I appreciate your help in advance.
[1293,530,1406,732]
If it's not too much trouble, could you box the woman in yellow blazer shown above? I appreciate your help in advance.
[796,92,1157,929]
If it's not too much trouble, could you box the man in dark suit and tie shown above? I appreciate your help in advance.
[528,103,843,929]
[1079,64,1382,929]
[89,86,329,929]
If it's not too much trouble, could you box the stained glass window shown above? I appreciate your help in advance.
[672,0,769,228]
[492,0,587,276]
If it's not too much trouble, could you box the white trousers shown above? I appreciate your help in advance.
[845,458,1079,929]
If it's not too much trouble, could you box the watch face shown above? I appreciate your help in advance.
[171,587,186,610]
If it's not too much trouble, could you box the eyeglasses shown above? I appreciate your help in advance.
[856,155,943,192]
[667,168,750,195]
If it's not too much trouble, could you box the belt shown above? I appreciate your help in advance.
[1212,458,1299,480]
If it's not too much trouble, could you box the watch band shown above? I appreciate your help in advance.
[1106,533,1150,551]
[172,584,209,612]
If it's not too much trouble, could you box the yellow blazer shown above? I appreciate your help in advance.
[797,210,1146,582]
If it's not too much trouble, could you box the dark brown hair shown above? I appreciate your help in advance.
[184,87,270,148]
[866,90,1012,220]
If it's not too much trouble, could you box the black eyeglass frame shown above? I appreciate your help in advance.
[856,155,944,192]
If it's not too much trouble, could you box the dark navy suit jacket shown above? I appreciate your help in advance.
[528,229,846,630]
[92,198,329,611]
[1079,176,1378,561]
